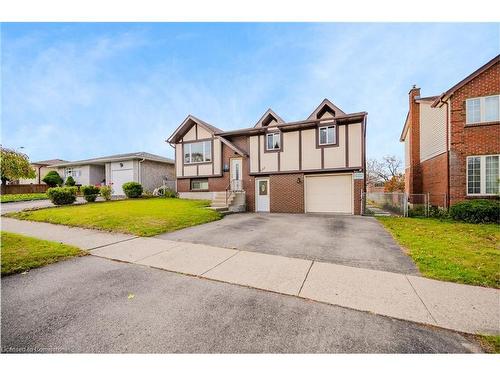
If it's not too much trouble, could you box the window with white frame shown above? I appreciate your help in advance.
[318,125,336,145]
[191,179,208,190]
[64,167,81,178]
[467,155,499,195]
[466,95,500,124]
[266,132,280,150]
[184,141,212,164]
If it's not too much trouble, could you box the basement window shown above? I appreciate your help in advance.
[191,179,208,191]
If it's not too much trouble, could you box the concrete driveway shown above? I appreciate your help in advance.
[1,256,481,353]
[157,213,418,274]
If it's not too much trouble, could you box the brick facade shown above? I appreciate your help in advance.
[404,57,499,208]
[353,178,363,215]
[448,61,500,205]
[269,173,304,213]
[420,152,448,207]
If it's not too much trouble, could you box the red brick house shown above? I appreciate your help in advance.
[400,55,499,207]
[167,99,367,214]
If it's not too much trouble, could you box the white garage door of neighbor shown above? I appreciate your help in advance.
[111,169,134,195]
[305,174,353,214]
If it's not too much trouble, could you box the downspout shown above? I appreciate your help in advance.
[441,99,450,209]
[38,166,42,184]
[138,158,145,184]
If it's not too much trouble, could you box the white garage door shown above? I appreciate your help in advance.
[305,174,353,214]
[110,168,134,195]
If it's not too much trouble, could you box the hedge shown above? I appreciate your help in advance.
[449,199,499,224]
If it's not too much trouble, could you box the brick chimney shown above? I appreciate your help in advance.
[408,85,422,195]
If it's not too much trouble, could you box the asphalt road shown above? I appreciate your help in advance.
[1,256,481,353]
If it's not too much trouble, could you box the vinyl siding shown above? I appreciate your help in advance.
[419,102,447,162]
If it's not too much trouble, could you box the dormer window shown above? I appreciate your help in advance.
[266,132,280,150]
[319,125,336,145]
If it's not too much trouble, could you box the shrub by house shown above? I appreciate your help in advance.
[43,171,63,187]
[81,185,100,202]
[449,200,499,224]
[122,182,143,198]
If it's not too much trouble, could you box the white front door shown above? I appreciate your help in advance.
[255,178,270,212]
[230,158,243,191]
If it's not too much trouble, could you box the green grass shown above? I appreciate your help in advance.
[377,217,499,288]
[7,198,221,237]
[476,335,500,353]
[1,193,47,203]
[1,231,85,276]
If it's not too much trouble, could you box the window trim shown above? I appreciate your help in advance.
[183,139,213,165]
[190,178,209,191]
[318,125,336,145]
[466,154,500,196]
[65,167,81,178]
[265,132,281,151]
[465,95,500,125]
[315,122,339,148]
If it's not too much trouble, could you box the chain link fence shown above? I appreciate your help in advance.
[362,192,447,217]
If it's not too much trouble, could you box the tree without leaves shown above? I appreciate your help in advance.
[367,155,403,183]
[0,147,36,185]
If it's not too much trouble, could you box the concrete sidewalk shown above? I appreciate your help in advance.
[2,218,499,335]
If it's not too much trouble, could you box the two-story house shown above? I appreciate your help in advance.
[400,54,499,207]
[167,99,367,214]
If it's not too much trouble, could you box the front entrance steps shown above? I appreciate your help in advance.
[209,191,246,215]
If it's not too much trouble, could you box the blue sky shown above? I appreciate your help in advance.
[1,23,499,162]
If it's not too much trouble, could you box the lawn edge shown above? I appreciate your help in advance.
[1,231,89,276]
[375,216,500,289]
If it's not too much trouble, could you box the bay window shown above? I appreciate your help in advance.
[467,155,499,195]
[184,141,212,164]
[466,95,500,124]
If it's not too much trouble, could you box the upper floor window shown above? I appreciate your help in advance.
[319,125,336,145]
[184,141,212,164]
[467,155,499,195]
[266,133,280,150]
[466,95,500,124]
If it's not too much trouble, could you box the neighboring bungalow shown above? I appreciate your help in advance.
[18,159,68,185]
[167,99,367,214]
[400,54,499,207]
[51,152,175,196]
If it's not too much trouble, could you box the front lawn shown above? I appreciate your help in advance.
[1,231,85,276]
[378,217,499,288]
[1,193,47,203]
[7,198,221,236]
